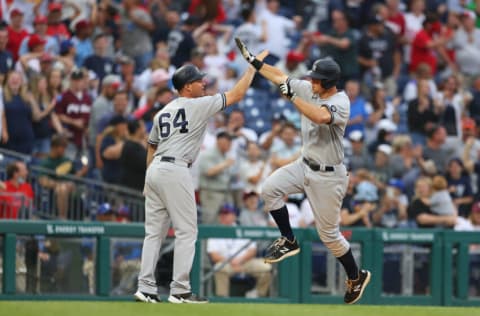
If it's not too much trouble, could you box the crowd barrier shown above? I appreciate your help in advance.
[0,148,145,222]
[0,221,479,305]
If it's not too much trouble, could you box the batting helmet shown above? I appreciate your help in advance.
[307,58,341,89]
[172,64,206,91]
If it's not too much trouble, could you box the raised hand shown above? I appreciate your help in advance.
[235,37,255,63]
[256,49,269,62]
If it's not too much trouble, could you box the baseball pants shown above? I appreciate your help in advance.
[261,159,350,257]
[138,160,197,295]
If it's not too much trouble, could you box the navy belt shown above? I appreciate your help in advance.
[303,157,334,172]
[160,156,192,168]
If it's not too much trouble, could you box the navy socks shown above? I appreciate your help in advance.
[270,205,295,241]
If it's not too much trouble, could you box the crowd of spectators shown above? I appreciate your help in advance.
[0,0,478,234]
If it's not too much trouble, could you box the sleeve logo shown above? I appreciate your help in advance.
[323,104,337,112]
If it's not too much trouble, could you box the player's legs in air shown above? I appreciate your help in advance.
[304,165,371,304]
[261,161,304,263]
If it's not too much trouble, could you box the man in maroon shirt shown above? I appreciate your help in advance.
[6,8,28,61]
[56,69,92,158]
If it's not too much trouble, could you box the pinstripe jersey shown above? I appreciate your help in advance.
[148,93,226,164]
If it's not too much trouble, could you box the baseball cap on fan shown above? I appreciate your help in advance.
[28,34,46,51]
[471,201,480,213]
[388,178,405,192]
[286,51,305,63]
[348,130,364,142]
[70,68,85,80]
[462,10,476,20]
[10,8,23,18]
[353,181,379,202]
[48,2,62,12]
[377,144,392,156]
[102,74,122,88]
[219,203,237,215]
[377,119,397,133]
[34,15,48,25]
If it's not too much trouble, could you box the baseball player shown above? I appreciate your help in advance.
[235,38,371,304]
[134,52,268,303]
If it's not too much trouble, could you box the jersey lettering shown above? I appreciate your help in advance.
[173,108,189,133]
[158,109,189,138]
[159,113,171,137]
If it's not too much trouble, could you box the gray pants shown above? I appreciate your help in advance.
[261,159,350,257]
[138,160,197,295]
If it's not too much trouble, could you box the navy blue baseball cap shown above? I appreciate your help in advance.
[219,203,237,215]
[388,178,405,192]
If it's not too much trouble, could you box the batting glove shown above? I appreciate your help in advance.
[235,37,263,70]
[279,79,296,101]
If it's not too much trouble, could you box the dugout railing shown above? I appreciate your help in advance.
[0,221,479,306]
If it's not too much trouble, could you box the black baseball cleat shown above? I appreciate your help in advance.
[168,292,209,304]
[134,291,161,303]
[264,236,300,263]
[344,269,371,304]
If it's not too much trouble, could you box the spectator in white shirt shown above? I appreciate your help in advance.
[207,204,272,297]
[256,0,302,62]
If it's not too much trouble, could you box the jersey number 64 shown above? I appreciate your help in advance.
[159,108,189,138]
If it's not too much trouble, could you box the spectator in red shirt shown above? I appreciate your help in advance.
[55,69,92,158]
[410,13,454,75]
[46,3,72,42]
[6,8,28,61]
[0,161,34,219]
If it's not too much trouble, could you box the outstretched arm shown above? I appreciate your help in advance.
[235,38,331,124]
[224,50,269,106]
[235,38,287,85]
[257,63,288,85]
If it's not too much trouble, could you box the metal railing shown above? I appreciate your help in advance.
[0,148,145,222]
[28,166,145,222]
[0,192,34,219]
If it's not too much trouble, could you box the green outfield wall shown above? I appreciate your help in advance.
[0,221,479,306]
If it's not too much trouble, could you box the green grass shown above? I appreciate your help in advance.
[0,302,479,316]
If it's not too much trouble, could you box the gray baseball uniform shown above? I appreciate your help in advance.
[138,93,226,295]
[261,79,351,257]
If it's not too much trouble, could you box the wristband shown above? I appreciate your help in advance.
[251,59,264,71]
